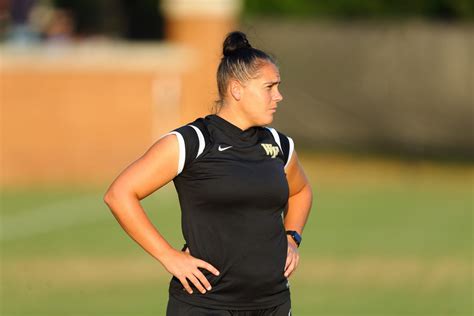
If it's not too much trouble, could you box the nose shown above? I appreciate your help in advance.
[274,88,283,102]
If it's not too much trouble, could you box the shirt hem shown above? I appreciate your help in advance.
[169,289,290,311]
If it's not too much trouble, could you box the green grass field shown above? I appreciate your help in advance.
[1,154,472,315]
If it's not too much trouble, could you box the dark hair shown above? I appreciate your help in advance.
[215,31,276,111]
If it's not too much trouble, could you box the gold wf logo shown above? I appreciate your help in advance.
[261,143,280,158]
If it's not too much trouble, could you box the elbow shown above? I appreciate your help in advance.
[103,190,116,207]
[103,186,123,207]
[303,182,314,204]
[299,181,312,197]
[103,185,137,208]
[307,182,313,198]
[305,181,313,193]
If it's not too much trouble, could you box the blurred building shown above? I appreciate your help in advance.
[1,0,241,186]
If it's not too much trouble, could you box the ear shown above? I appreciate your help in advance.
[229,79,243,101]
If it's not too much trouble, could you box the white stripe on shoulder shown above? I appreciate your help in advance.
[160,131,185,175]
[285,136,295,169]
[188,124,205,158]
[264,127,282,152]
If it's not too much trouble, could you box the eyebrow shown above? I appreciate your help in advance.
[263,80,281,85]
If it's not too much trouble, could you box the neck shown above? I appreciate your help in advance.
[216,105,253,131]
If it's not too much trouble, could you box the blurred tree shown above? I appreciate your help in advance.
[53,0,164,39]
[243,0,474,20]
[119,0,164,40]
[54,0,104,36]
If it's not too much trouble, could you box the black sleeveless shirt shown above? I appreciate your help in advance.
[166,114,294,310]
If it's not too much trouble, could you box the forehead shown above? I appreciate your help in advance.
[254,62,280,81]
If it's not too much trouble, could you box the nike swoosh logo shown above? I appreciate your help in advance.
[218,145,232,151]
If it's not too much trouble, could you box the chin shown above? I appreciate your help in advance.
[260,114,274,126]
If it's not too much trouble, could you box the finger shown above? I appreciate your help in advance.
[284,253,296,277]
[178,277,193,294]
[284,252,293,271]
[285,259,296,278]
[188,273,206,294]
[288,255,299,278]
[196,260,220,276]
[194,270,212,291]
[288,253,299,277]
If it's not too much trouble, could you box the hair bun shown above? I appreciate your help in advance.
[223,31,252,57]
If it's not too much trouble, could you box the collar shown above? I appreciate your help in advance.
[205,114,259,143]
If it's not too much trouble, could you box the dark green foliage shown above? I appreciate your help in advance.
[244,0,474,20]
[53,0,164,39]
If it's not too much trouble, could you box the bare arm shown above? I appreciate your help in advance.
[103,134,219,294]
[103,134,178,260]
[283,150,313,277]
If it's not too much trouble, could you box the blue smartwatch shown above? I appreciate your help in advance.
[286,230,302,247]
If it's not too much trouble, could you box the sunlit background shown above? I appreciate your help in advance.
[1,0,472,315]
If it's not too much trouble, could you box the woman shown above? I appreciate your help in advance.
[104,31,313,316]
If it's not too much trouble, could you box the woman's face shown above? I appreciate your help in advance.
[240,61,283,127]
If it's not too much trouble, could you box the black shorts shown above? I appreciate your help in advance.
[166,295,292,316]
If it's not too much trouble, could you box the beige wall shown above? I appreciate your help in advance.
[1,44,189,186]
[1,0,240,187]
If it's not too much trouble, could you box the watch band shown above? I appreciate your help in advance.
[286,230,302,247]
